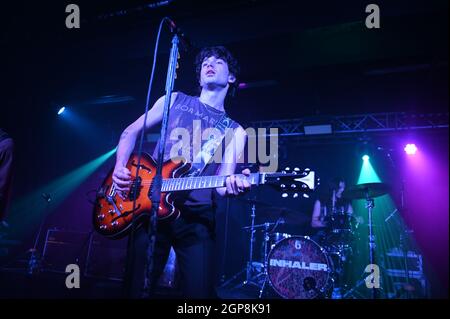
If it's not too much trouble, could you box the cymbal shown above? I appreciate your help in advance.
[343,183,390,199]
[257,207,310,226]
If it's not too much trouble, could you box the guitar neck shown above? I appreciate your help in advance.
[161,173,262,192]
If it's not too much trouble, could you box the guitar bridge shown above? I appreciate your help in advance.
[106,195,121,216]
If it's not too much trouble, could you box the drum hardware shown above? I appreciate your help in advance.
[257,207,310,226]
[221,199,282,291]
[222,197,357,299]
[257,227,292,298]
[341,269,371,299]
[342,183,390,200]
[340,182,390,299]
[237,203,303,290]
[244,200,258,287]
[224,182,391,299]
[263,236,334,299]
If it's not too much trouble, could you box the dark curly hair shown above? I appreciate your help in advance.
[328,177,346,192]
[194,46,240,95]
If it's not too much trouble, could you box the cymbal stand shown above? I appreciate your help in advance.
[258,221,276,298]
[222,203,263,290]
[244,203,257,285]
[365,191,377,299]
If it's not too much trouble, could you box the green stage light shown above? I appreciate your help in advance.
[7,148,117,237]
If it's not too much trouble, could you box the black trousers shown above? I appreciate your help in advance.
[125,204,217,299]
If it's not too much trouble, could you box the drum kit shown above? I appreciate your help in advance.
[232,182,390,299]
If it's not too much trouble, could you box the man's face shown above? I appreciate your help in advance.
[199,56,236,89]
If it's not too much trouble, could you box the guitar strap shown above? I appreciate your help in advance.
[187,112,236,177]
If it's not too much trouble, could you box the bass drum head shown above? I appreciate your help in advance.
[267,236,332,299]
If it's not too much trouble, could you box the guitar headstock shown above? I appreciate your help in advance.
[262,167,320,198]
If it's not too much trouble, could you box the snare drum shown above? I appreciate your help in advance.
[329,212,354,233]
[326,213,356,245]
[267,236,333,299]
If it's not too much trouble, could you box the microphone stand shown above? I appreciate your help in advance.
[141,34,180,298]
[365,192,377,299]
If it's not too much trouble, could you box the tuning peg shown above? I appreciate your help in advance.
[293,193,299,198]
[285,167,290,171]
[294,167,300,171]
[282,193,288,198]
[280,184,286,188]
[305,168,310,172]
[291,184,296,188]
[177,52,181,59]
[302,184,308,189]
[303,194,310,198]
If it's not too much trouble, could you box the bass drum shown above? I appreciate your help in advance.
[267,236,333,299]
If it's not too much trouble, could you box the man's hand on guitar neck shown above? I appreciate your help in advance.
[224,168,251,196]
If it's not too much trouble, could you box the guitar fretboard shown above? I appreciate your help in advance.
[161,173,261,192]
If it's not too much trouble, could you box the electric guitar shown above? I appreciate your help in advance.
[93,153,317,239]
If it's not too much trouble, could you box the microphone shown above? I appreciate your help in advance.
[165,18,193,51]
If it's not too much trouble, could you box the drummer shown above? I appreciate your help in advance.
[310,177,354,243]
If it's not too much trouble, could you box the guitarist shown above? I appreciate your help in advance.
[112,46,251,298]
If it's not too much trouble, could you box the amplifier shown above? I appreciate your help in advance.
[384,248,423,279]
[42,229,178,286]
[84,232,127,281]
[383,247,429,298]
[42,228,91,273]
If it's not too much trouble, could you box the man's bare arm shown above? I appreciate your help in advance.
[113,93,177,195]
[215,126,250,197]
